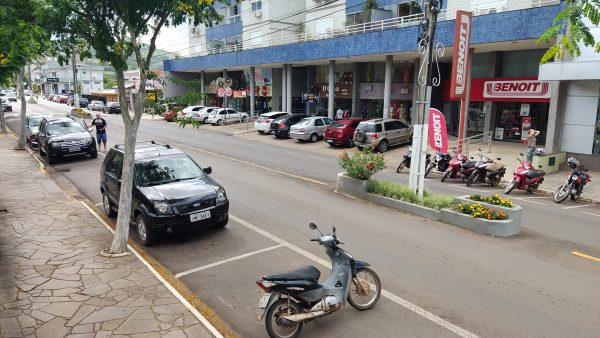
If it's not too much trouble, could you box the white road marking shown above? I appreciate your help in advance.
[511,197,544,205]
[174,244,284,278]
[579,211,600,217]
[309,156,327,161]
[563,204,593,210]
[229,214,479,338]
[80,202,224,338]
[95,203,102,207]
[450,184,487,193]
[112,127,329,186]
[286,151,298,155]
[518,196,548,199]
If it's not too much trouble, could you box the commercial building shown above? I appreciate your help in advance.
[37,57,104,95]
[165,1,594,166]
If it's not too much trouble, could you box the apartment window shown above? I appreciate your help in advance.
[52,72,56,77]
[251,32,262,47]
[251,1,262,12]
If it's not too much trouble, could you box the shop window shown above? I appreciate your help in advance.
[500,50,546,77]
[494,102,548,143]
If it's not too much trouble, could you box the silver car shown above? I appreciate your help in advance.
[289,116,335,142]
[87,100,105,111]
[353,118,413,152]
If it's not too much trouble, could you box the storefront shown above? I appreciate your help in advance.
[359,82,412,121]
[444,77,551,143]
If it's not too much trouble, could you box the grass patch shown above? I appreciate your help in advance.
[366,180,455,210]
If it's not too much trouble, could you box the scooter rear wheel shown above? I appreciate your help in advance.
[553,184,570,203]
[441,168,452,182]
[396,160,408,173]
[265,299,303,338]
[347,268,381,311]
[504,178,517,194]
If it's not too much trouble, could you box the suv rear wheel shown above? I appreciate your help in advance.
[102,191,116,217]
[136,214,157,246]
[377,140,389,152]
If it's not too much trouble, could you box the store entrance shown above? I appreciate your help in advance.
[494,102,548,143]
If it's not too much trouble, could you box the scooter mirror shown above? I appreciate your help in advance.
[470,156,474,159]
[309,223,317,230]
[519,153,524,156]
[332,226,336,234]
[497,158,502,161]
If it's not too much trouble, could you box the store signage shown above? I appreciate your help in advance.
[233,90,246,98]
[449,11,472,99]
[521,117,532,143]
[224,87,233,97]
[495,128,504,140]
[519,103,530,116]
[261,86,268,97]
[320,84,352,98]
[302,92,320,103]
[46,77,59,82]
[217,87,225,97]
[428,108,448,153]
[483,80,550,99]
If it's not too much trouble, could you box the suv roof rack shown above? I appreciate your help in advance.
[113,141,171,150]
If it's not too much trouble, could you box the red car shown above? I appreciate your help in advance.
[163,111,177,122]
[324,118,363,147]
[58,96,68,104]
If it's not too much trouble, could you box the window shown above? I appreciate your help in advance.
[135,156,204,187]
[251,0,262,12]
[324,118,335,125]
[251,31,262,47]
[315,119,324,126]
[384,121,398,131]
[107,153,123,179]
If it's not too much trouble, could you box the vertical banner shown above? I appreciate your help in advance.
[521,117,532,143]
[449,11,472,99]
[428,108,448,153]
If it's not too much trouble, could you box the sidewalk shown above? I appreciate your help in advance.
[0,133,215,337]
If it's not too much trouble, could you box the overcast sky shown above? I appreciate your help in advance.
[146,23,190,56]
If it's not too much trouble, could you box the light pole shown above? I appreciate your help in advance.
[408,0,443,197]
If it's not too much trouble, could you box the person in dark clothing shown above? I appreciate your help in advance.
[89,113,107,151]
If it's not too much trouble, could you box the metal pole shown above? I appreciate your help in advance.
[464,48,474,154]
[222,69,228,108]
[286,64,292,114]
[249,66,256,131]
[282,64,287,111]
[383,55,392,119]
[200,71,206,105]
[72,46,79,109]
[328,60,335,119]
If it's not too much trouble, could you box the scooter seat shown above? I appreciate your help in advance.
[462,161,475,169]
[526,169,545,179]
[264,266,321,281]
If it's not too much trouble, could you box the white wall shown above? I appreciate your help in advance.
[304,0,346,36]
[560,80,600,154]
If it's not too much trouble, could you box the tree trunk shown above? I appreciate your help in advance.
[17,67,27,149]
[0,103,5,133]
[108,68,141,254]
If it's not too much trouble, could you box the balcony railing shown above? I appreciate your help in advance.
[226,14,241,24]
[190,0,560,57]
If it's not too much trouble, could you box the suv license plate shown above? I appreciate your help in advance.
[69,146,81,152]
[190,210,211,222]
[258,293,271,309]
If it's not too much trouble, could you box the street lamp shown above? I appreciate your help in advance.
[408,0,443,198]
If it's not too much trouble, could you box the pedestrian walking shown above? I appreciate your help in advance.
[526,128,540,163]
[89,113,108,152]
[361,104,367,120]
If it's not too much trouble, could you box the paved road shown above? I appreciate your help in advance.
[6,101,600,337]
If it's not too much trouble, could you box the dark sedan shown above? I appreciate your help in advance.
[104,102,121,114]
[269,114,306,138]
[36,116,97,164]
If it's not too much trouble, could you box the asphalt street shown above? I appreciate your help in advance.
[5,101,600,337]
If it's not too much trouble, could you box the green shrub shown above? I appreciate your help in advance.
[366,180,455,210]
[338,148,385,180]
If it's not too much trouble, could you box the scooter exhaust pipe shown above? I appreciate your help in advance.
[283,310,327,323]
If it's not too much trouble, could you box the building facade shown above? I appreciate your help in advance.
[38,57,104,95]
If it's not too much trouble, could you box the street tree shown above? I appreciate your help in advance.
[538,0,600,63]
[42,0,227,254]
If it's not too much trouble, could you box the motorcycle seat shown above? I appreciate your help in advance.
[263,266,321,281]
[487,163,505,172]
[526,170,545,179]
[462,161,475,169]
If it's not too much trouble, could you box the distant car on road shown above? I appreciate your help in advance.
[324,118,363,147]
[269,114,305,138]
[36,116,97,164]
[191,106,219,124]
[2,99,11,112]
[4,92,17,102]
[353,118,413,152]
[58,96,68,104]
[104,102,121,114]
[99,142,229,246]
[289,116,335,142]
[254,112,290,134]
[87,100,105,111]
[25,115,43,146]
[207,108,248,126]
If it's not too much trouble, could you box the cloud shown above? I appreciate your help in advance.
[142,23,190,56]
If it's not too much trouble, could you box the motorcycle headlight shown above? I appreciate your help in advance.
[216,188,227,206]
[153,202,172,214]
[571,174,578,181]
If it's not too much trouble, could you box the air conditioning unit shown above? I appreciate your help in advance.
[254,10,262,18]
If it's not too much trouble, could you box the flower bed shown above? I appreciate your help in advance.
[454,195,522,223]
[456,202,508,220]
[467,194,513,208]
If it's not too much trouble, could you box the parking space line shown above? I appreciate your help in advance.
[309,156,327,161]
[511,197,544,205]
[229,214,479,338]
[571,251,600,263]
[562,204,593,210]
[450,184,487,193]
[579,211,600,217]
[174,244,284,279]
[518,196,548,199]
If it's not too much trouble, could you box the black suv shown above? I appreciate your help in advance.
[37,116,97,164]
[100,142,229,246]
[104,102,121,114]
[269,114,306,138]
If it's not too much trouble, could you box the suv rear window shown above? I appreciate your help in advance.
[356,122,382,133]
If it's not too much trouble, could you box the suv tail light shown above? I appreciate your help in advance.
[278,123,286,128]
[300,128,305,132]
[371,134,378,140]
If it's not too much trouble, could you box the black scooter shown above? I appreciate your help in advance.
[424,151,451,177]
[397,147,431,173]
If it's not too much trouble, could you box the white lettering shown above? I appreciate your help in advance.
[432,113,443,149]
[454,14,470,96]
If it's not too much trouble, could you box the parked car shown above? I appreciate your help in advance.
[99,142,229,246]
[289,116,335,142]
[25,115,43,145]
[104,102,121,114]
[191,106,219,124]
[2,99,11,112]
[87,100,105,111]
[77,98,89,108]
[47,94,55,101]
[207,108,248,126]
[269,114,305,138]
[324,118,363,147]
[36,116,97,164]
[353,118,413,152]
[24,90,33,96]
[58,96,69,104]
[5,92,17,102]
[254,112,290,134]
[178,105,205,119]
[163,111,177,122]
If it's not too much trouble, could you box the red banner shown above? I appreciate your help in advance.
[449,11,472,99]
[428,108,448,153]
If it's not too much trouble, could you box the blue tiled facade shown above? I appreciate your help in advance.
[165,5,563,72]
[206,21,243,41]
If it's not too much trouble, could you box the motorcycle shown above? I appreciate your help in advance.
[424,151,451,178]
[505,153,545,194]
[466,153,506,187]
[256,223,381,338]
[553,157,591,203]
[396,147,431,173]
[441,150,476,182]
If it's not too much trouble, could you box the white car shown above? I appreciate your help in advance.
[289,116,335,142]
[191,106,219,124]
[178,105,205,119]
[254,112,290,134]
[207,108,248,126]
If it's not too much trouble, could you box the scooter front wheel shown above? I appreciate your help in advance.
[504,178,517,194]
[466,171,479,187]
[553,184,570,203]
[441,168,452,182]
[265,299,303,338]
[396,160,408,173]
[347,268,381,311]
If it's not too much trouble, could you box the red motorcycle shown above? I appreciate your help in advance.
[441,151,476,182]
[504,154,545,194]
[553,157,591,203]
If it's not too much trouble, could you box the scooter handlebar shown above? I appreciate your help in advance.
[310,239,319,242]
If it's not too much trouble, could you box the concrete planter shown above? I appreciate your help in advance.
[440,209,520,237]
[335,173,368,198]
[364,193,441,221]
[454,195,522,223]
